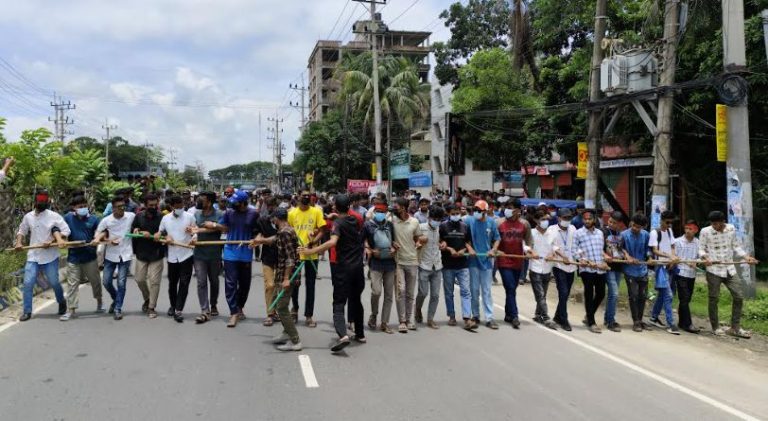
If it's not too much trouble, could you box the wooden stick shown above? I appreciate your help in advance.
[268,261,306,312]
[193,240,251,246]
[4,241,85,252]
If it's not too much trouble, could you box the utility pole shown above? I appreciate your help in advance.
[584,0,607,209]
[354,0,386,193]
[102,119,117,179]
[49,93,75,146]
[143,140,155,174]
[650,0,680,229]
[762,10,768,63]
[289,82,308,131]
[268,115,284,192]
[723,0,756,297]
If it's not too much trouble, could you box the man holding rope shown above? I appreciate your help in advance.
[131,193,165,319]
[15,189,70,322]
[60,195,103,321]
[271,207,302,351]
[157,195,196,323]
[93,195,135,321]
[191,191,223,323]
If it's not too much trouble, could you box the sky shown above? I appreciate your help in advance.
[0,0,452,174]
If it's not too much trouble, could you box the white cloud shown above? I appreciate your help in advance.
[109,82,153,104]
[175,67,216,92]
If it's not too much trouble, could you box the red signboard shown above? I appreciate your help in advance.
[346,179,376,193]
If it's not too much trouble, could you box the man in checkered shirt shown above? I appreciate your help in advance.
[573,210,610,334]
[698,211,758,338]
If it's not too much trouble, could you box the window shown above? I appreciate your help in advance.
[433,89,443,107]
[433,156,443,173]
[433,122,443,140]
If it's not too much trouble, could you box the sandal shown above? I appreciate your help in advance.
[195,313,211,324]
[263,317,274,327]
[306,318,317,328]
[726,327,752,339]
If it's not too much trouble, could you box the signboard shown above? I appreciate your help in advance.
[390,149,410,180]
[347,179,376,193]
[370,163,377,180]
[446,113,465,175]
[577,142,588,179]
[716,104,728,162]
[493,171,523,188]
[408,171,432,188]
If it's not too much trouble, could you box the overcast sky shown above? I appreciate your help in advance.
[0,0,451,173]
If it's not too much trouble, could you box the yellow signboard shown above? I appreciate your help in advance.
[371,163,377,180]
[305,172,314,185]
[716,104,728,162]
[577,142,588,179]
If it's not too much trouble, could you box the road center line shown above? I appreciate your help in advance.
[492,303,760,421]
[298,354,319,388]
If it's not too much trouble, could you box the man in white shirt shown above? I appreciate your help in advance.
[548,208,578,331]
[15,190,71,321]
[0,157,14,183]
[157,195,196,323]
[524,210,558,330]
[93,195,135,320]
[416,206,443,329]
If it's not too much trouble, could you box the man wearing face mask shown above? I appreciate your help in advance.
[191,192,223,323]
[496,199,531,329]
[157,196,197,323]
[92,195,135,321]
[574,210,610,334]
[465,199,501,330]
[548,208,578,331]
[15,190,71,322]
[439,204,474,329]
[251,197,280,326]
[524,210,558,330]
[392,197,426,332]
[287,189,327,328]
[205,190,259,328]
[131,193,166,319]
[363,201,397,333]
[415,206,444,329]
[602,211,627,332]
[60,196,103,321]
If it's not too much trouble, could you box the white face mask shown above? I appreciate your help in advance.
[173,208,184,217]
[473,212,484,220]
[449,215,461,222]
[539,220,550,229]
[559,220,571,229]
[504,209,514,219]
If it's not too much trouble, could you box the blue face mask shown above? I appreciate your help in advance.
[373,212,386,223]
[449,215,461,222]
[473,212,484,220]
[76,208,89,218]
[429,220,440,229]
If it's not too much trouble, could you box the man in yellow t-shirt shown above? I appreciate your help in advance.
[288,190,327,327]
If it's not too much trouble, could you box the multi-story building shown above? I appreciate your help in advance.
[307,27,432,123]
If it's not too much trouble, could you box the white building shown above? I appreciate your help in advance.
[429,78,494,192]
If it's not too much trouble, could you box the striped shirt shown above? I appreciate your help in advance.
[673,236,699,278]
[574,227,606,274]
[698,224,747,278]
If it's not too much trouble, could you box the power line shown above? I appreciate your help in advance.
[390,0,421,25]
[327,0,352,39]
[336,2,363,40]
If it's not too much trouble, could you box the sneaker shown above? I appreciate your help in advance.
[415,309,423,324]
[486,320,499,330]
[588,324,602,334]
[227,315,238,328]
[277,341,303,352]
[543,320,558,330]
[641,321,652,331]
[632,321,643,332]
[469,319,479,330]
[95,300,105,313]
[108,302,116,314]
[380,323,393,334]
[406,322,417,331]
[331,336,351,353]
[667,325,681,335]
[59,312,73,321]
[237,312,246,321]
[167,307,175,317]
[559,320,571,332]
[148,309,157,319]
[272,333,290,344]
[427,320,439,330]
[683,325,701,334]
[58,301,67,315]
[19,313,31,322]
[210,305,219,317]
[113,311,123,321]
[713,327,727,336]
[174,312,184,323]
[368,315,377,329]
[141,300,149,314]
[447,317,457,327]
[398,323,408,333]
[352,335,367,343]
[512,318,521,329]
[649,317,666,329]
[606,322,622,333]
[532,315,544,324]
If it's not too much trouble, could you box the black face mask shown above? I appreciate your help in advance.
[35,203,48,211]
[147,207,158,216]
[196,200,204,209]
[300,197,310,206]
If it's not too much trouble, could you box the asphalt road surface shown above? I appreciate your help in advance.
[1,262,766,421]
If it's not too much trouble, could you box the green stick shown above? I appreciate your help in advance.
[268,261,306,312]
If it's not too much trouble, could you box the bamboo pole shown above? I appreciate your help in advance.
[268,261,306,312]
[4,240,85,252]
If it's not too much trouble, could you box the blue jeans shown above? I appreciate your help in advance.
[552,267,575,323]
[498,268,521,319]
[469,266,494,321]
[23,260,64,314]
[604,270,622,324]
[651,285,675,325]
[441,268,471,319]
[103,259,130,312]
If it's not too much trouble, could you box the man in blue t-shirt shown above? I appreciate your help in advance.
[465,200,501,329]
[621,213,651,332]
[61,195,103,320]
[205,190,259,328]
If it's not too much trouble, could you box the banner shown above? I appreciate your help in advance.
[347,179,376,193]
[577,142,588,179]
[390,149,410,180]
[716,104,728,162]
[304,172,314,185]
[408,171,432,188]
[370,163,377,180]
[446,113,465,175]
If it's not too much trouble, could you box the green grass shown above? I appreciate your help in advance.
[0,252,25,291]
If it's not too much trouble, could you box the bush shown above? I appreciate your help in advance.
[0,252,26,291]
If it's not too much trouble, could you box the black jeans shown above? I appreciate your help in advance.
[168,257,194,312]
[552,267,575,323]
[626,275,649,322]
[580,272,606,326]
[332,264,365,339]
[529,271,551,321]
[291,260,317,317]
[675,274,695,329]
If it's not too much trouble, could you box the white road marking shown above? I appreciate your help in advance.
[298,354,319,388]
[493,303,760,421]
[0,294,59,335]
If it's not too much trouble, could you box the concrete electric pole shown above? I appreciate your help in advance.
[722,0,756,297]
[289,82,308,131]
[268,116,284,191]
[102,119,117,179]
[584,0,607,209]
[49,93,75,146]
[650,0,680,228]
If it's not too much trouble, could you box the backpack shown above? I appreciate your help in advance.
[373,223,393,259]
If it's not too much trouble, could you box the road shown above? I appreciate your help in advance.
[0,262,766,421]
